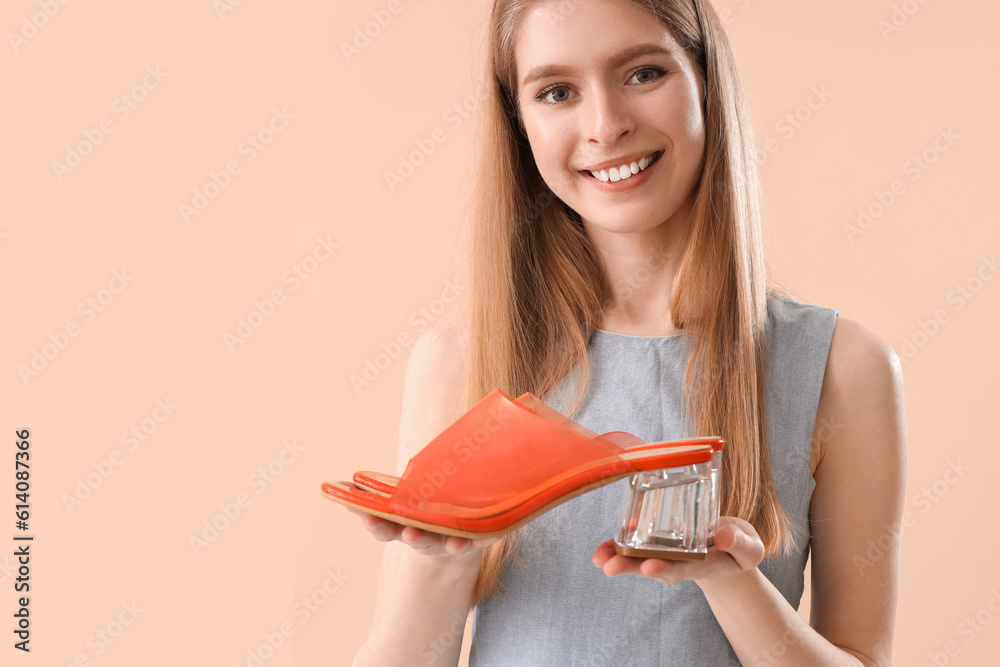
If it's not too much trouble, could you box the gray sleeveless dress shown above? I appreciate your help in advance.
[468,295,839,666]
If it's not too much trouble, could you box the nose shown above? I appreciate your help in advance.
[584,86,634,146]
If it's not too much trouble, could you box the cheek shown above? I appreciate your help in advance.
[658,99,705,173]
[525,120,578,190]
[684,88,707,147]
[646,81,704,144]
[661,93,704,145]
[682,106,705,145]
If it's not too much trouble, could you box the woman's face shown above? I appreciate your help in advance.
[514,0,706,235]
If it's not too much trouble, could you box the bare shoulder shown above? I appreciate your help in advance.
[395,312,471,472]
[819,317,904,422]
[813,314,906,477]
[826,317,902,389]
[405,310,469,404]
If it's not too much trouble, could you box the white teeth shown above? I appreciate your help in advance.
[590,152,657,182]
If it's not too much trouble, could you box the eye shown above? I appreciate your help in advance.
[629,66,666,85]
[535,84,573,105]
[533,66,667,106]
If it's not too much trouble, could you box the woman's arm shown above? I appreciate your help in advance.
[694,316,905,666]
[351,541,484,667]
[350,321,489,667]
[802,316,906,665]
[593,316,907,666]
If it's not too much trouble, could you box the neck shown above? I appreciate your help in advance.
[584,198,693,335]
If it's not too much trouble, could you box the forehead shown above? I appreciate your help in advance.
[514,0,680,83]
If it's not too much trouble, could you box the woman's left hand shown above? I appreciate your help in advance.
[592,516,765,586]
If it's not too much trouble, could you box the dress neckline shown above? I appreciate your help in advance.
[591,328,689,340]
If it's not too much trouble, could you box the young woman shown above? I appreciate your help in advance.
[347,0,906,665]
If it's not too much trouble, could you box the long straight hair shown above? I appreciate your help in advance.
[457,0,795,607]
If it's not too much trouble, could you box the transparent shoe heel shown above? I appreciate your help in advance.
[612,450,722,560]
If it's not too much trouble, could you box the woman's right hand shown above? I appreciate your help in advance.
[345,507,500,559]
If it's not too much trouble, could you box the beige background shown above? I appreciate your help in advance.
[2,0,997,665]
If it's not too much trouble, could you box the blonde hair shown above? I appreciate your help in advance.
[458,0,795,607]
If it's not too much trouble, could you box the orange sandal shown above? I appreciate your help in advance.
[349,437,703,496]
[322,388,724,540]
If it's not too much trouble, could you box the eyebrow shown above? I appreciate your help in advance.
[520,43,675,88]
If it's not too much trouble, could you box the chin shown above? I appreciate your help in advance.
[581,202,679,231]
[581,214,661,234]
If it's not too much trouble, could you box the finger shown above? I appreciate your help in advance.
[345,507,382,527]
[713,523,738,550]
[713,522,765,570]
[592,539,616,567]
[639,556,692,583]
[399,525,440,552]
[593,539,640,570]
[592,542,645,577]
[602,554,645,576]
[354,514,404,542]
[401,527,474,556]
[353,515,495,555]
[343,506,368,517]
[442,535,476,555]
[471,536,501,549]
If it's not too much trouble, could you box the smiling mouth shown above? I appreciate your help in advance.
[582,150,663,182]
